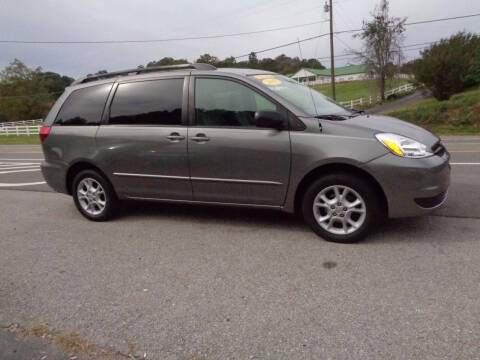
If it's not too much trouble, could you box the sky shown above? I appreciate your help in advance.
[0,0,479,78]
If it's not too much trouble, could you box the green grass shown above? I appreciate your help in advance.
[0,135,40,145]
[312,78,410,102]
[384,86,480,134]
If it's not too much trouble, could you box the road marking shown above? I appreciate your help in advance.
[0,158,43,161]
[443,142,480,145]
[0,151,43,154]
[0,162,41,167]
[0,168,41,175]
[0,165,40,171]
[448,150,480,153]
[0,181,46,187]
[450,162,480,165]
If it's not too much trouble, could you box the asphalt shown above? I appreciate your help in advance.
[0,328,69,360]
[0,139,479,359]
[367,90,428,114]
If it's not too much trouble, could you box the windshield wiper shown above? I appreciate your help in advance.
[347,109,365,118]
[314,114,349,120]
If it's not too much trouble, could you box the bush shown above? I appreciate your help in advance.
[385,86,480,133]
[414,32,480,100]
[466,47,480,85]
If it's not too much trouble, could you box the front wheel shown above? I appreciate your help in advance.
[72,169,118,221]
[302,173,383,243]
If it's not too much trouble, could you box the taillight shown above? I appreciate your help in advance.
[39,126,51,143]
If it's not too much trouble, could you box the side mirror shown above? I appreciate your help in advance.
[254,110,286,130]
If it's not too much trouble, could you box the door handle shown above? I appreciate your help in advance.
[191,134,210,142]
[167,132,185,141]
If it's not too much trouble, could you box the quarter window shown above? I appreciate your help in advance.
[55,84,112,126]
[195,78,278,127]
[109,79,183,125]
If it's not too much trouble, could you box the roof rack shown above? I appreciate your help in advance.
[73,63,216,85]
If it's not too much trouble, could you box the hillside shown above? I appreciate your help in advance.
[384,86,480,134]
[311,78,410,102]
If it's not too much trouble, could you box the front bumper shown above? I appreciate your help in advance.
[364,151,450,218]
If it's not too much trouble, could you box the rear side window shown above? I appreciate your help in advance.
[55,84,112,126]
[109,79,183,125]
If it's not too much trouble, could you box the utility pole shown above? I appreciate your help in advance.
[325,0,336,100]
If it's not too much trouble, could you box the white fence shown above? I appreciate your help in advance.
[0,84,416,135]
[338,83,416,109]
[0,119,43,128]
[0,125,42,136]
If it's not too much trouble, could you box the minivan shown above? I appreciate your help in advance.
[40,63,450,243]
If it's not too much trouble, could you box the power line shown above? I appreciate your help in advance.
[234,33,330,59]
[406,13,480,26]
[234,12,480,59]
[0,20,329,45]
[2,12,478,46]
[316,40,446,61]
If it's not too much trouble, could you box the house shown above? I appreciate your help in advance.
[291,64,373,84]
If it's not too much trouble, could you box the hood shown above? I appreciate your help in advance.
[322,114,440,148]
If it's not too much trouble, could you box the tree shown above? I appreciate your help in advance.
[414,32,480,100]
[466,46,480,86]
[40,72,74,95]
[196,54,219,65]
[248,52,258,66]
[145,57,188,67]
[354,0,406,100]
[0,59,53,122]
[399,59,420,75]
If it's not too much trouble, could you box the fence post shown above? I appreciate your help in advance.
[369,96,372,105]
[360,98,363,106]
[26,126,30,136]
[16,126,19,136]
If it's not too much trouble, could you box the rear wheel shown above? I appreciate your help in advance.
[72,169,117,221]
[302,173,383,243]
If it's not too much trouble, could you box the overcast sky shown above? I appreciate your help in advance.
[0,0,479,78]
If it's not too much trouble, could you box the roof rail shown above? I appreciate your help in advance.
[72,63,216,85]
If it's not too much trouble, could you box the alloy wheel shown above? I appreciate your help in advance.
[77,177,107,216]
[312,185,366,235]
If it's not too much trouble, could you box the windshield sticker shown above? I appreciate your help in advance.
[262,78,281,86]
[254,74,273,79]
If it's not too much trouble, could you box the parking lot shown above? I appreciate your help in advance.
[1,138,480,359]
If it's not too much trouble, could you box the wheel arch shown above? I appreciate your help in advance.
[66,160,115,196]
[293,163,388,216]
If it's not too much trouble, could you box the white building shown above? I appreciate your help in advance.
[291,64,373,85]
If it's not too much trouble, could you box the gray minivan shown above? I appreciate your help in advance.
[40,63,450,243]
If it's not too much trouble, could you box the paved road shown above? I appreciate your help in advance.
[0,329,71,360]
[368,90,427,114]
[0,138,479,359]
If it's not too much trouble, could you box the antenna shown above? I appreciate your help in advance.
[296,35,319,116]
[297,37,304,60]
[327,0,336,100]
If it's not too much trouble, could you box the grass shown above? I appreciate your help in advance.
[311,78,411,102]
[0,134,40,145]
[384,86,480,135]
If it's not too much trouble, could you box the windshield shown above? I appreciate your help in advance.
[249,74,352,117]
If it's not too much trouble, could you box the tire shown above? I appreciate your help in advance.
[301,172,383,243]
[72,169,118,221]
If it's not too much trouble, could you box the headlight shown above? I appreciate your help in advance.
[375,133,433,158]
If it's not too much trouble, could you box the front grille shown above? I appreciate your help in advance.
[415,191,447,208]
[431,141,446,156]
